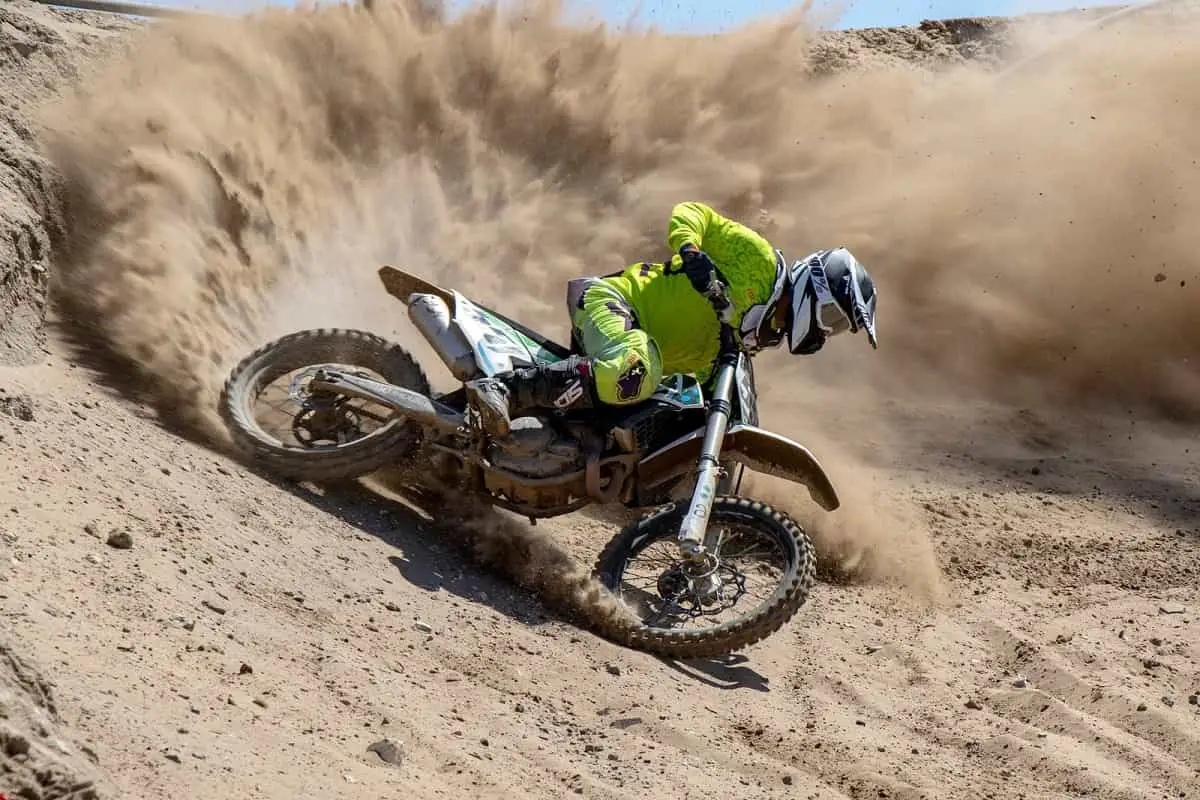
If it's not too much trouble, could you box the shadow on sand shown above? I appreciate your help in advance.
[259,467,774,690]
[270,472,557,626]
[662,653,771,692]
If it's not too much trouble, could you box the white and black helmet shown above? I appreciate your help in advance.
[744,245,878,355]
[738,246,878,356]
[784,247,877,355]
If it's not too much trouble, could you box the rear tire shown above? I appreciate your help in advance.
[219,328,432,483]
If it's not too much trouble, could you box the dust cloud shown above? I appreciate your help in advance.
[739,460,946,607]
[42,0,1200,428]
[444,500,641,637]
[365,466,642,637]
[33,0,1200,609]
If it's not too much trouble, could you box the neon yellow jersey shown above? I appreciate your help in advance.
[600,202,781,384]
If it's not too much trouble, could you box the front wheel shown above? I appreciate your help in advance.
[219,328,432,483]
[592,497,817,660]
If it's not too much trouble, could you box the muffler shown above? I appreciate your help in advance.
[407,293,483,382]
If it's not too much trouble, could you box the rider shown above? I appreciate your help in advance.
[465,201,879,437]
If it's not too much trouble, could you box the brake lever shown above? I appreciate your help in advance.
[702,273,736,327]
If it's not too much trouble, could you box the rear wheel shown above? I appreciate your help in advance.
[593,497,817,660]
[219,328,431,483]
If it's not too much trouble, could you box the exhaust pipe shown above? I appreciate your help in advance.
[407,293,483,382]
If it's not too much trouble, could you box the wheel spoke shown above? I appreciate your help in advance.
[220,329,431,484]
[599,501,814,656]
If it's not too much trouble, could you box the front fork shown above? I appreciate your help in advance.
[676,357,737,564]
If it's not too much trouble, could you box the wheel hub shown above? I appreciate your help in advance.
[287,365,369,447]
[291,404,365,446]
[655,555,747,618]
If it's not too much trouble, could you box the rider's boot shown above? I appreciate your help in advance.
[465,355,597,437]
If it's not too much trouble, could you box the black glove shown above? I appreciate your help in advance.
[678,244,718,293]
[679,244,735,324]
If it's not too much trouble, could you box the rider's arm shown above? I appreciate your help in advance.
[666,201,724,252]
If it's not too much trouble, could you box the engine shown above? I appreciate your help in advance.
[487,416,585,479]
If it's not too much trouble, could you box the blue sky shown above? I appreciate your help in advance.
[149,0,1132,31]
[557,0,1128,31]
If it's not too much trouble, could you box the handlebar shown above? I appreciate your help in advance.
[698,270,743,364]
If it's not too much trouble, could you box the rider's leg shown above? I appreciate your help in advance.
[467,354,596,437]
[569,279,662,406]
[466,276,662,436]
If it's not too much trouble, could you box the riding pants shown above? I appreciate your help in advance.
[566,274,663,406]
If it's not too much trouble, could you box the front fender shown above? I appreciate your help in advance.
[637,423,840,512]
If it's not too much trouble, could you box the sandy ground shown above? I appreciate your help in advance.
[4,322,1198,800]
[1,2,1199,799]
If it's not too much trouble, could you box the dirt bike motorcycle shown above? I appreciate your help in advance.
[219,266,841,659]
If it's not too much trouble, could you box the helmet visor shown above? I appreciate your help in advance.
[845,267,878,349]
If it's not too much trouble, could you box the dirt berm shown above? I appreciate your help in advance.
[1,1,1199,799]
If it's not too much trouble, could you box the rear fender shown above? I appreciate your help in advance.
[378,265,455,308]
[636,423,840,512]
[378,265,573,365]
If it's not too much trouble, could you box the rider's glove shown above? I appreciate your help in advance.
[679,244,735,325]
[679,243,717,292]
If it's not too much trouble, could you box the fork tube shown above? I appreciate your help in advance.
[676,361,737,558]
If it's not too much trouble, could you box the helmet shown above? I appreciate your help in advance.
[784,247,878,355]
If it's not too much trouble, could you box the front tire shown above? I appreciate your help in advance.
[219,328,432,483]
[593,497,817,660]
